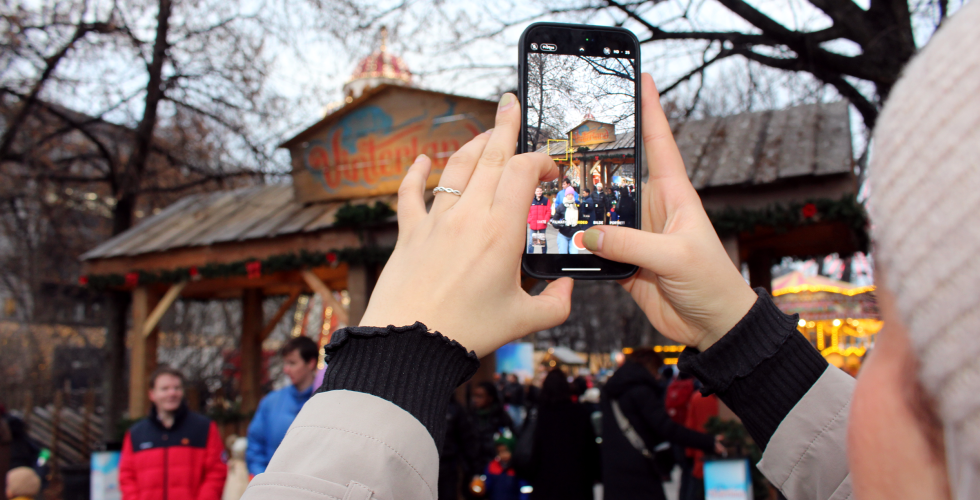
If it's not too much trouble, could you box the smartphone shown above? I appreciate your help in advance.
[519,23,641,280]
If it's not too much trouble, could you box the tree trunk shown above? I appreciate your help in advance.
[101,0,172,439]
[102,290,131,441]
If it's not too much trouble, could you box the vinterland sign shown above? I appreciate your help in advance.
[287,86,497,203]
[569,120,616,147]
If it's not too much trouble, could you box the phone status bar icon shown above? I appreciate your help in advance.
[530,43,538,51]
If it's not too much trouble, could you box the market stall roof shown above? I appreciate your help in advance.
[80,185,395,261]
[772,271,875,297]
[536,132,636,156]
[549,346,586,365]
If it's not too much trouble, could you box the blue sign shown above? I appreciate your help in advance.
[91,451,121,500]
[496,343,535,381]
[704,458,752,500]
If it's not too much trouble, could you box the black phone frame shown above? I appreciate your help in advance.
[518,22,641,280]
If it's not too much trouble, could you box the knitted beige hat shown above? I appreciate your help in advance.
[869,1,980,495]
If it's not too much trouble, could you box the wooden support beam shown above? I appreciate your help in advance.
[608,163,623,180]
[129,287,160,419]
[748,250,774,293]
[346,266,373,327]
[142,281,186,337]
[301,270,350,326]
[240,289,264,414]
[722,236,741,269]
[261,289,301,341]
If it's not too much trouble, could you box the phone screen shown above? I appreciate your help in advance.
[521,27,639,261]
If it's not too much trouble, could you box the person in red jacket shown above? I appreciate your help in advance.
[665,373,697,500]
[684,392,719,500]
[119,366,226,500]
[526,186,550,254]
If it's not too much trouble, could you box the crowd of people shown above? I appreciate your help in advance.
[436,350,723,500]
[0,348,721,500]
[527,178,636,254]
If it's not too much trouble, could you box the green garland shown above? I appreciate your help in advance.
[83,248,394,290]
[707,194,869,252]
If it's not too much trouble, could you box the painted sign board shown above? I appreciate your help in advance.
[288,86,497,203]
[569,120,616,147]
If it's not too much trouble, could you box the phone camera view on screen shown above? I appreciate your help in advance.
[524,40,637,256]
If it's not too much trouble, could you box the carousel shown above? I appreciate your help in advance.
[772,271,882,374]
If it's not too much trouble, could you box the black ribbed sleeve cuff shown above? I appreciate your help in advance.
[317,322,480,453]
[678,289,828,450]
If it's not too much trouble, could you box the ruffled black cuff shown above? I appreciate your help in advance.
[317,322,480,453]
[678,289,828,449]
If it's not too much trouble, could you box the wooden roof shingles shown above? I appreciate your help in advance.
[79,185,392,261]
[674,101,852,188]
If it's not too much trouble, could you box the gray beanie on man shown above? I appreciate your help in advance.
[869,1,980,495]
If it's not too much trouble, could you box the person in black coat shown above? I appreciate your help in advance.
[526,369,600,500]
[440,395,479,500]
[600,349,722,500]
[468,380,516,493]
[615,185,636,227]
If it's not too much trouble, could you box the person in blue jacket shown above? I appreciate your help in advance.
[551,178,578,213]
[246,336,319,475]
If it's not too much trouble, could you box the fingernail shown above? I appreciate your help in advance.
[415,154,427,162]
[583,228,603,252]
[497,93,516,112]
[482,128,494,135]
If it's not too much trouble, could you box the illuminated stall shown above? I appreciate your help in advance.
[772,271,881,373]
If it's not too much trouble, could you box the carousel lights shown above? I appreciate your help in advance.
[798,319,807,327]
[820,346,867,358]
[772,284,876,297]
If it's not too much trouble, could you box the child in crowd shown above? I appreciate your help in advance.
[483,434,529,500]
[6,467,40,500]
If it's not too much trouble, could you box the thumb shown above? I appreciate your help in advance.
[519,277,573,334]
[582,226,677,276]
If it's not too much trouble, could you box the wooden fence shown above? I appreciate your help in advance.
[26,391,102,469]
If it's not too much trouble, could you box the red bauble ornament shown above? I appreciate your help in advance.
[189,267,201,281]
[78,276,89,286]
[802,203,818,218]
[326,252,338,266]
[246,261,262,280]
[125,272,139,287]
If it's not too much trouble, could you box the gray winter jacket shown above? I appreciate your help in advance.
[242,292,852,500]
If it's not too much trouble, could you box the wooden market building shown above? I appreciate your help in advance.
[80,42,499,419]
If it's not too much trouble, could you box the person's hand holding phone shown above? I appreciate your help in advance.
[582,73,758,352]
[358,94,573,358]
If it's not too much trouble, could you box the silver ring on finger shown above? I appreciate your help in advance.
[433,186,462,196]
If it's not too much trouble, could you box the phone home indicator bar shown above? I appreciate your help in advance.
[562,268,601,271]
